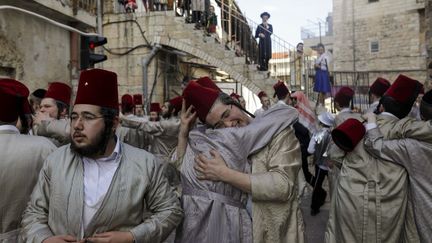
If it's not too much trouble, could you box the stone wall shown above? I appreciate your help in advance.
[333,0,427,82]
[426,0,432,90]
[0,9,72,91]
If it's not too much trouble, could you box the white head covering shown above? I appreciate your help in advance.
[318,112,335,127]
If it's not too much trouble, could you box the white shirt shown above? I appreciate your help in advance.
[277,100,288,106]
[339,108,351,114]
[82,138,121,230]
[0,125,20,134]
[315,53,330,71]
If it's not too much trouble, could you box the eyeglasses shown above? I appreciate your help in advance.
[70,113,104,124]
[212,104,232,129]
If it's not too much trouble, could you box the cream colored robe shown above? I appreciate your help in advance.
[32,119,70,147]
[325,114,424,243]
[0,128,56,242]
[250,126,305,243]
[21,143,183,243]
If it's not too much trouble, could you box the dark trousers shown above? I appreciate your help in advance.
[311,165,328,211]
[259,57,270,71]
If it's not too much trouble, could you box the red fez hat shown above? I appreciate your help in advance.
[273,81,289,99]
[334,87,354,107]
[196,76,221,91]
[75,69,118,110]
[121,94,133,105]
[150,103,162,113]
[384,75,421,106]
[133,94,143,105]
[0,79,30,122]
[169,96,183,115]
[45,82,71,105]
[258,91,267,99]
[331,118,365,152]
[369,78,391,97]
[183,81,219,122]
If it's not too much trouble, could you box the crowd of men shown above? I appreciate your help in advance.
[1,67,432,243]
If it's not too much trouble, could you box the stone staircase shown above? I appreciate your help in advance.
[103,11,279,97]
[149,11,278,95]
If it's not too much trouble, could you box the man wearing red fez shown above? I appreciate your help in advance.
[32,82,72,146]
[22,69,183,243]
[333,86,355,124]
[254,91,271,117]
[175,80,304,243]
[121,94,134,117]
[133,94,146,118]
[365,77,391,114]
[363,88,432,242]
[29,88,46,113]
[325,75,427,242]
[122,97,182,186]
[149,102,162,121]
[116,94,148,150]
[272,80,314,204]
[0,79,56,242]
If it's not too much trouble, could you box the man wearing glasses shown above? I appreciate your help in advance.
[22,69,183,243]
[174,79,304,243]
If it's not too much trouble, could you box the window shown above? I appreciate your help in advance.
[370,41,379,53]
[368,0,379,3]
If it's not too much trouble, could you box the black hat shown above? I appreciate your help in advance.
[32,89,47,99]
[260,12,270,18]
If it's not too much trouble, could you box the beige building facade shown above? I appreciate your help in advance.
[332,0,427,82]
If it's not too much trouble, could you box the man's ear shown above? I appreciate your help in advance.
[60,107,68,118]
[112,116,120,131]
[379,104,384,113]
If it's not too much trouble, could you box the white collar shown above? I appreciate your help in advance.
[381,112,398,119]
[0,125,20,134]
[277,100,288,106]
[340,108,351,113]
[371,101,379,106]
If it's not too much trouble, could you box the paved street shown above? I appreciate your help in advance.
[300,179,331,243]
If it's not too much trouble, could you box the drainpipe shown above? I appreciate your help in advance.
[142,44,161,114]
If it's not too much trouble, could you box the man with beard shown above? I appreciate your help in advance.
[174,80,304,243]
[0,79,56,242]
[22,69,183,243]
[32,82,72,146]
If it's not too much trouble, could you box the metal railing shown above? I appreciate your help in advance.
[305,71,371,113]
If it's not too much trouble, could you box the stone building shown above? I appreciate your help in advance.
[0,0,96,91]
[332,0,427,82]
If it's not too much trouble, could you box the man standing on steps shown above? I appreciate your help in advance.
[255,12,273,71]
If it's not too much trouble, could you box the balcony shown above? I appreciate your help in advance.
[1,0,96,29]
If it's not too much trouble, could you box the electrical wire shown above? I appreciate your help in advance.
[0,5,99,37]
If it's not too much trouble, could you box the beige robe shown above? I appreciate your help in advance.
[365,128,432,243]
[21,143,183,243]
[33,119,70,147]
[0,128,56,242]
[119,117,180,159]
[250,127,305,243]
[325,114,423,243]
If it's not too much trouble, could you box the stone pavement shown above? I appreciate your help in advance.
[300,178,331,243]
